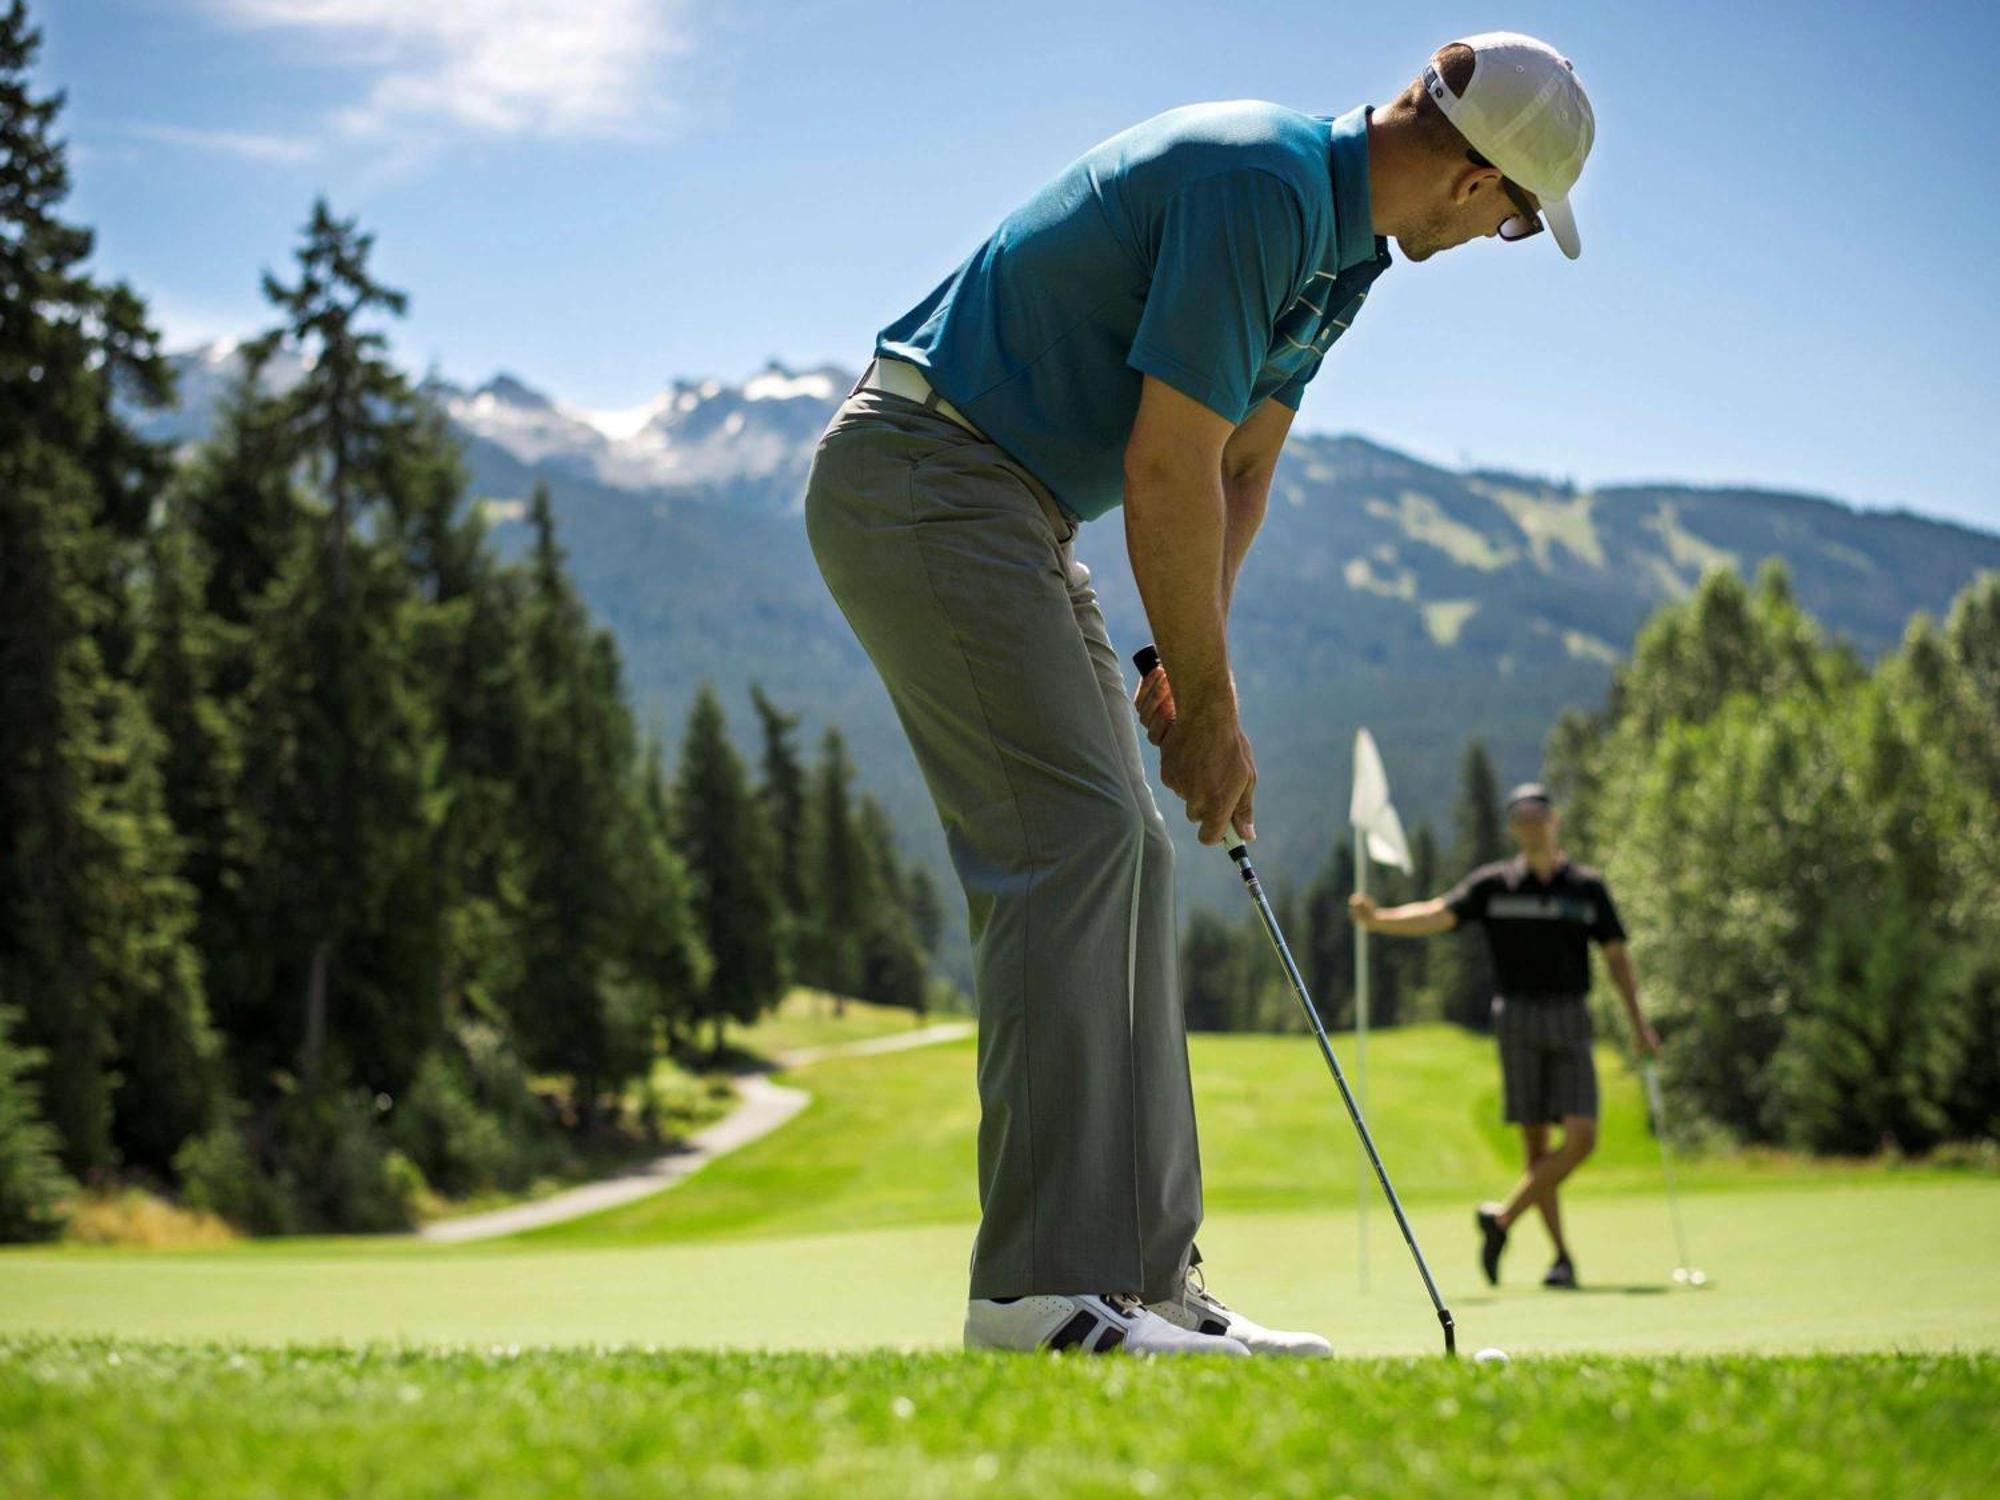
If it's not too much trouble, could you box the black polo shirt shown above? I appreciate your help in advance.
[1443,856,1626,998]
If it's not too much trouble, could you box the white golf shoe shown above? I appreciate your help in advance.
[964,1293,1251,1357]
[1147,1272,1333,1358]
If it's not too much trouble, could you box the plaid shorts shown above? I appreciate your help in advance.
[1492,994,1598,1125]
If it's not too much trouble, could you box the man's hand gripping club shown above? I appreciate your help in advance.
[1132,643,1255,847]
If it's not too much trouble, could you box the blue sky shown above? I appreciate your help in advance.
[42,0,2000,530]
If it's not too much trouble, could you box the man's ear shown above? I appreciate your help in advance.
[1452,162,1501,205]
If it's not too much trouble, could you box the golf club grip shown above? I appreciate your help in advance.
[1129,642,1249,856]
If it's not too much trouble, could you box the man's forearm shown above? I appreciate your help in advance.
[1126,461,1232,708]
[1220,472,1271,613]
[1365,903,1457,937]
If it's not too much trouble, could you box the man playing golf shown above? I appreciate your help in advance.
[806,34,1595,1355]
[1350,783,1658,1289]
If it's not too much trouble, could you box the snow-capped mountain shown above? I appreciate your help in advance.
[142,343,850,510]
[433,361,846,494]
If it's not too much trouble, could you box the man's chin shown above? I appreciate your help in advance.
[1394,235,1436,263]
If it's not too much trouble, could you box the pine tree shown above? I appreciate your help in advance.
[243,199,411,610]
[1180,911,1242,1033]
[512,488,651,1113]
[626,734,711,1052]
[0,0,173,670]
[0,1,217,1175]
[905,865,946,966]
[803,727,868,1001]
[178,389,310,641]
[389,428,537,1037]
[232,201,449,1095]
[672,685,787,1056]
[750,685,810,923]
[855,797,930,1014]
[0,1002,70,1240]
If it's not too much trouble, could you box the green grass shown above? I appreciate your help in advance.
[726,988,940,1059]
[2,1026,1996,1356]
[3,1020,1997,1495]
[3,1340,1994,1498]
[5,1181,1995,1353]
[513,1026,1973,1248]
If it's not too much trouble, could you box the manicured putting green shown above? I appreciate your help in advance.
[3,1180,1994,1354]
[2,1025,1993,1356]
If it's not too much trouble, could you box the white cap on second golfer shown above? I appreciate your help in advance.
[1423,32,1595,259]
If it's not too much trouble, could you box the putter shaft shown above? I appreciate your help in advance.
[1132,643,1456,1356]
[1230,840,1457,1356]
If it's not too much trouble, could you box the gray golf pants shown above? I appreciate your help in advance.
[804,387,1201,1302]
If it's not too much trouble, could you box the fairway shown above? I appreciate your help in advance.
[511,1027,1892,1249]
[2,1027,1995,1357]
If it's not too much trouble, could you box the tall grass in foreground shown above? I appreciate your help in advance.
[2,1340,1993,1499]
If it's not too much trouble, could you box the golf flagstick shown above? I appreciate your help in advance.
[1346,727,1414,1295]
[1353,821,1369,1294]
[1133,646,1457,1357]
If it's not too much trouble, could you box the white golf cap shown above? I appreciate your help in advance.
[1422,32,1595,259]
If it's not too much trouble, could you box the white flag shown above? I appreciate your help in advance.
[1349,728,1414,873]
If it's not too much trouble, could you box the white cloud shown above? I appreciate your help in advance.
[129,123,318,162]
[206,0,690,140]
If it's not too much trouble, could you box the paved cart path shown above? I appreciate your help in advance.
[418,1022,974,1244]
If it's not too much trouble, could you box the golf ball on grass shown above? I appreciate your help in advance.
[1473,1348,1510,1365]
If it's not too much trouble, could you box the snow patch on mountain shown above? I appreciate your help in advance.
[140,345,855,506]
[742,368,840,403]
[437,359,849,495]
[575,393,677,444]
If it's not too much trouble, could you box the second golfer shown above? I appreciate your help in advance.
[1349,782,1658,1289]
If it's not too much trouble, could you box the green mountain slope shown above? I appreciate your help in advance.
[459,421,2000,926]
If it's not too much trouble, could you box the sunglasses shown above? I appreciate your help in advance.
[1467,148,1544,243]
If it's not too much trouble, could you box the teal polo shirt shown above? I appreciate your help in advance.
[878,102,1391,522]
